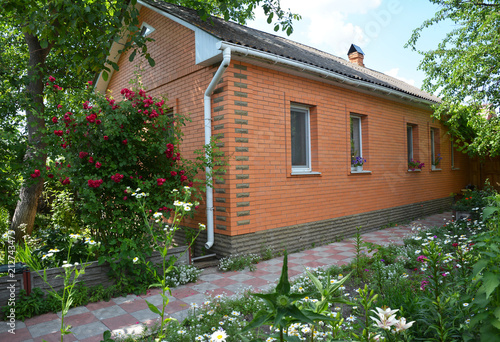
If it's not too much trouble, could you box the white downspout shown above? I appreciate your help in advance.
[204,47,231,249]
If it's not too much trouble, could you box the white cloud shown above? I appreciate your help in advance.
[248,0,383,56]
[384,68,415,86]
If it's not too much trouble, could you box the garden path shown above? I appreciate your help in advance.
[1,212,452,342]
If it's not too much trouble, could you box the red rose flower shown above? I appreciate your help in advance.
[103,136,109,140]
[30,169,41,178]
[95,162,102,169]
[61,177,71,185]
[111,173,124,183]
[180,175,187,182]
[170,171,177,176]
[88,179,103,188]
[122,139,127,145]
[157,178,166,186]
[52,117,58,124]
[88,157,94,163]
[79,152,88,159]
[48,174,54,179]
[48,76,55,82]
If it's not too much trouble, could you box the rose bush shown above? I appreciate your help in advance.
[34,77,221,291]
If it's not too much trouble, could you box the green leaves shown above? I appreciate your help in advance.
[408,1,500,157]
[145,299,161,315]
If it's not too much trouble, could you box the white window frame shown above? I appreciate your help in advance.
[140,22,155,37]
[290,106,311,173]
[407,125,414,163]
[350,115,363,159]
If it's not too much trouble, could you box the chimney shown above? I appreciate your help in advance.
[348,44,365,67]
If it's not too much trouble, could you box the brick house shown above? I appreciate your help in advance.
[95,0,470,257]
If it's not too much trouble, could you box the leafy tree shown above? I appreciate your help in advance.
[406,0,500,157]
[0,0,299,240]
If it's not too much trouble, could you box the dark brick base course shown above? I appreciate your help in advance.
[177,197,451,258]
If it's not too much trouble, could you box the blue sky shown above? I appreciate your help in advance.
[247,0,454,91]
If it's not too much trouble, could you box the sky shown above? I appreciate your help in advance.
[247,0,454,91]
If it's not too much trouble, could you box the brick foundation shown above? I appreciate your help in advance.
[179,196,451,258]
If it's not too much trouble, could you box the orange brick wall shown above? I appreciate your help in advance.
[107,9,470,239]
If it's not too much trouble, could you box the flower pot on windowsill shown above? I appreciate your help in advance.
[351,165,363,172]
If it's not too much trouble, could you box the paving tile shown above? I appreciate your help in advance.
[102,313,139,331]
[169,309,190,322]
[227,273,255,282]
[163,300,190,314]
[112,294,140,305]
[64,312,98,327]
[130,308,160,323]
[222,283,253,294]
[181,293,209,306]
[32,331,76,342]
[142,293,168,307]
[70,321,109,340]
[0,320,26,334]
[140,287,162,298]
[0,327,32,342]
[119,299,150,313]
[242,277,270,287]
[259,265,282,273]
[85,300,115,311]
[92,305,127,320]
[209,277,237,287]
[191,282,220,293]
[25,313,59,327]
[199,273,224,282]
[258,274,280,283]
[56,306,90,318]
[170,287,200,299]
[27,319,62,338]
[79,335,106,342]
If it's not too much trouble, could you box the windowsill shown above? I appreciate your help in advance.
[407,169,421,172]
[451,167,460,171]
[290,171,322,176]
[431,168,442,171]
[350,170,372,174]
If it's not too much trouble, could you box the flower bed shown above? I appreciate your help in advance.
[0,246,189,309]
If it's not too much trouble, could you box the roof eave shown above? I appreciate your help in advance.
[218,41,439,107]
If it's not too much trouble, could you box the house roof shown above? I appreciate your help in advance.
[141,0,440,104]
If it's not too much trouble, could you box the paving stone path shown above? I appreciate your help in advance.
[1,212,451,342]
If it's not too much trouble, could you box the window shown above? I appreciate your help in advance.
[350,115,362,164]
[291,106,311,173]
[430,128,441,169]
[407,125,414,163]
[140,23,155,37]
[407,123,421,170]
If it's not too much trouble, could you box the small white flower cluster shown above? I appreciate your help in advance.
[164,264,202,287]
[218,253,261,272]
[129,187,148,198]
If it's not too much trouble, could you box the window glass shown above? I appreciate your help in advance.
[291,107,310,171]
[407,125,413,163]
[350,116,362,159]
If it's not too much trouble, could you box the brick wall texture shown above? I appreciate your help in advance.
[106,7,470,256]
